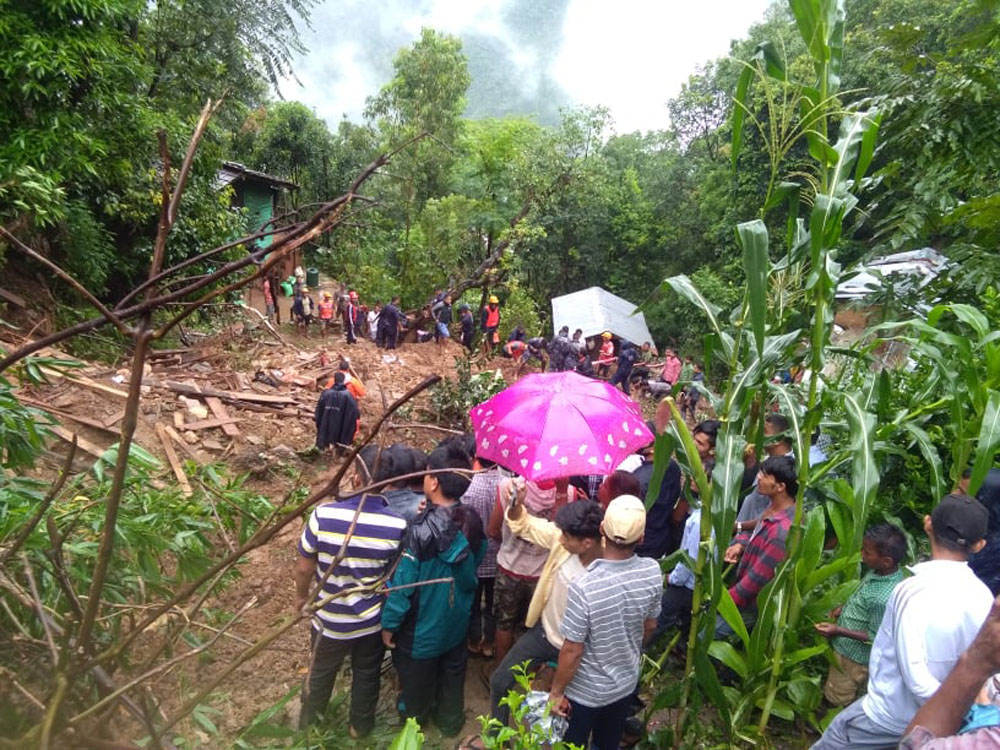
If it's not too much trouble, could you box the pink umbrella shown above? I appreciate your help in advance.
[469,371,654,481]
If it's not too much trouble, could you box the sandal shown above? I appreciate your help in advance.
[455,735,487,750]
[480,642,494,659]
[467,641,482,656]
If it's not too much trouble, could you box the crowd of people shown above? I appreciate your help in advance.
[299,386,1000,749]
[266,276,708,403]
[296,280,1000,748]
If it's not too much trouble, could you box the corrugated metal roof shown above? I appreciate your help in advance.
[551,286,654,345]
[214,161,298,191]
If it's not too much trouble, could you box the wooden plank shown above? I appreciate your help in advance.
[103,408,127,428]
[50,425,107,458]
[182,416,243,431]
[161,380,294,405]
[38,366,130,400]
[0,286,26,307]
[163,425,204,465]
[172,411,185,429]
[204,397,240,437]
[15,395,117,433]
[156,423,193,497]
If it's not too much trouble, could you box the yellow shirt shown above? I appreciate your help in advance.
[506,509,586,647]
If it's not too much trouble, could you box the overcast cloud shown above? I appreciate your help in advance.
[279,0,774,133]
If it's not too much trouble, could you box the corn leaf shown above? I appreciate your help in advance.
[737,220,769,357]
[969,390,1000,495]
[842,391,878,547]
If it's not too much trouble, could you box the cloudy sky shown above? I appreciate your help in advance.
[279,0,775,134]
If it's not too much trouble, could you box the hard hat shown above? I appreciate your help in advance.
[349,290,359,300]
[602,331,612,339]
[489,295,499,304]
[323,291,331,298]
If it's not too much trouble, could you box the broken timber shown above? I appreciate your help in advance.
[156,423,193,497]
[160,380,296,407]
[204,396,240,437]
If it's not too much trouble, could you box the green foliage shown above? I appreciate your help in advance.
[0,384,52,470]
[428,357,506,430]
[0,454,274,662]
[235,101,334,207]
[477,663,581,750]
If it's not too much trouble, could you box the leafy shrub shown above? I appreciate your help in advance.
[428,356,506,429]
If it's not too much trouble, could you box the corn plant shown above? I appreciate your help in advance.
[651,2,1000,746]
[647,0,886,743]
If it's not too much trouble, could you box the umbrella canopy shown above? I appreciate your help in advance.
[469,371,654,481]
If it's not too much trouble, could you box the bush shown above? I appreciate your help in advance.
[428,356,506,429]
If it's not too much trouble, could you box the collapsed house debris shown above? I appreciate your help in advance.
[4,329,496,483]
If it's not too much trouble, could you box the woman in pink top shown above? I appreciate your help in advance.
[660,348,682,385]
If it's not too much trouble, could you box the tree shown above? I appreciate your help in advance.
[238,102,333,207]
[365,28,472,209]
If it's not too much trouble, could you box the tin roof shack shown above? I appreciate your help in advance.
[217,161,297,249]
[217,162,299,313]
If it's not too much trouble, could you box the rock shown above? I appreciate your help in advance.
[272,444,299,461]
[183,431,198,444]
[245,434,263,446]
[202,439,225,451]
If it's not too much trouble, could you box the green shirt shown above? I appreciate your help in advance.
[832,568,905,665]
[678,363,693,384]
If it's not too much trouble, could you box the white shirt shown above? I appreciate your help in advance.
[862,559,994,733]
[668,508,703,590]
[541,554,585,648]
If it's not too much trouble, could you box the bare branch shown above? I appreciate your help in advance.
[21,554,59,664]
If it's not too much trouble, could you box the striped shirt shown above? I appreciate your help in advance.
[298,494,406,640]
[729,504,795,609]
[560,556,663,707]
[460,468,501,578]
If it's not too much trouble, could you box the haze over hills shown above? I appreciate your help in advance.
[280,0,773,132]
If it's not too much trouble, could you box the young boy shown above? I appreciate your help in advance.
[815,524,907,706]
[381,444,485,737]
[811,493,993,750]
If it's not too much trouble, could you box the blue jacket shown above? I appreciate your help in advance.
[381,504,484,658]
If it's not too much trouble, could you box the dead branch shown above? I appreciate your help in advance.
[81,375,441,676]
[67,598,257,726]
[22,555,59,664]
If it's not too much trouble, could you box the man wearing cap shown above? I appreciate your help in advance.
[597,332,616,378]
[480,296,501,355]
[812,493,993,750]
[318,291,335,338]
[549,495,663,750]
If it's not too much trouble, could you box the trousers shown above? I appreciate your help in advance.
[299,629,384,734]
[564,693,633,750]
[488,623,560,728]
[468,576,496,647]
[393,640,468,737]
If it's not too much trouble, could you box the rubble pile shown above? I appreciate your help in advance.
[7,331,514,484]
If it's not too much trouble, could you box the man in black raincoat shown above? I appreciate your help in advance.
[315,372,360,454]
